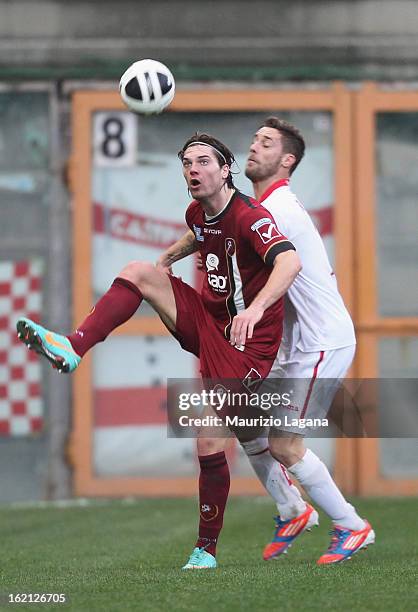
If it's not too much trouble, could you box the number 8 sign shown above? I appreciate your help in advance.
[93,112,137,167]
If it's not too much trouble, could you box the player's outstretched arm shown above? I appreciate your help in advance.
[229,250,301,348]
[156,229,199,274]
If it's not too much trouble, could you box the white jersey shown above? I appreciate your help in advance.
[260,179,356,352]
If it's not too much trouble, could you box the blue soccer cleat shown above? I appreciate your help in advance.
[263,503,319,560]
[182,547,217,570]
[317,520,375,564]
[16,317,81,373]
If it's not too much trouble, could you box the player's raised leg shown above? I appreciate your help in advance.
[16,317,82,373]
[17,261,177,372]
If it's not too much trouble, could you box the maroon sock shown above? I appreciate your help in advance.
[196,451,230,557]
[68,277,143,357]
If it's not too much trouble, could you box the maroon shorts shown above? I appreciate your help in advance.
[168,275,275,382]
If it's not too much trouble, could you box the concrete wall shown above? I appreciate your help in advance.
[0,0,417,79]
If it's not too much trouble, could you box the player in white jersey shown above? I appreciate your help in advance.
[261,178,355,353]
[259,175,356,431]
[243,117,374,564]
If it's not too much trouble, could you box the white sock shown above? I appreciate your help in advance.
[241,438,307,520]
[288,448,366,531]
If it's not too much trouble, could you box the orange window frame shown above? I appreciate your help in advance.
[69,84,354,497]
[353,83,418,495]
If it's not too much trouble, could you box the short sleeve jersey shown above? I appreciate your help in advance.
[260,179,356,352]
[185,190,295,361]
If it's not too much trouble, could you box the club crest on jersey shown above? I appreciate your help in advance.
[193,224,204,242]
[206,253,220,272]
[242,368,262,392]
[225,238,236,256]
[251,217,281,244]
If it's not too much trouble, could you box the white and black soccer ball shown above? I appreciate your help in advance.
[119,59,175,114]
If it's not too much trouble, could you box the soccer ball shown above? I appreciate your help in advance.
[119,59,175,115]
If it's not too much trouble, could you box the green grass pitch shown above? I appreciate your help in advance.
[2,496,417,611]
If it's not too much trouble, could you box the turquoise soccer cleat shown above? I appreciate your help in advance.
[182,547,217,570]
[16,317,81,373]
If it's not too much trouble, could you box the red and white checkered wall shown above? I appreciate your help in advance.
[0,259,44,436]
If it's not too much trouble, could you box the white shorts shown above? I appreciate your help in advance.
[261,344,356,435]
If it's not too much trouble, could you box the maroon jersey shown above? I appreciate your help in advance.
[186,190,295,362]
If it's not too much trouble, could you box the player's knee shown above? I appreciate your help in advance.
[239,437,268,456]
[119,261,155,291]
[268,435,305,467]
[196,436,226,456]
[268,440,289,464]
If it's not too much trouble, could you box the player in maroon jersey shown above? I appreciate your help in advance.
[173,124,373,569]
[17,133,301,568]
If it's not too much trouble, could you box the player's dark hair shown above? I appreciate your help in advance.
[178,133,235,188]
[260,117,305,175]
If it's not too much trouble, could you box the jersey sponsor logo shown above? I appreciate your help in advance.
[250,217,282,244]
[242,367,262,391]
[258,222,281,244]
[206,253,227,292]
[250,217,274,231]
[208,273,227,291]
[193,224,204,242]
[204,227,222,235]
[206,253,220,272]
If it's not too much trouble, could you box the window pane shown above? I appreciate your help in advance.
[92,335,197,478]
[379,336,418,477]
[376,113,418,317]
[0,93,50,244]
[0,93,49,170]
[0,92,51,501]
